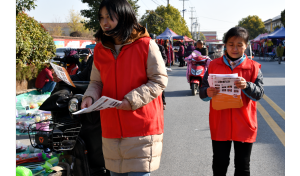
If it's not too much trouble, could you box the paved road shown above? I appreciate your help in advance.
[152,57,285,176]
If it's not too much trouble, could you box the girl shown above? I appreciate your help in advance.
[81,0,168,175]
[199,27,264,176]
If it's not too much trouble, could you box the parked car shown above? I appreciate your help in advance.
[244,42,254,59]
[85,44,96,53]
[55,47,73,58]
[208,42,224,60]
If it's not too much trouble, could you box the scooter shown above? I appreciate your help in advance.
[29,81,110,176]
[185,56,211,95]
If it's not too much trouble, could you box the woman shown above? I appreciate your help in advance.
[199,27,264,176]
[164,39,173,66]
[81,0,168,175]
[184,44,211,83]
[177,41,185,67]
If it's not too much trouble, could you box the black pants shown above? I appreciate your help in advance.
[178,56,185,66]
[278,56,282,64]
[212,140,253,176]
[162,90,166,105]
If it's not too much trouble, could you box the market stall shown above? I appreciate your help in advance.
[250,33,269,55]
[16,91,63,175]
[261,27,285,39]
[156,27,184,66]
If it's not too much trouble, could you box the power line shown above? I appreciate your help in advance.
[141,0,149,9]
[153,0,163,6]
[198,15,236,24]
[150,0,160,6]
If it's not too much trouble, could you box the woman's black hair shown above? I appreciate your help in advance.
[97,0,144,43]
[223,27,249,44]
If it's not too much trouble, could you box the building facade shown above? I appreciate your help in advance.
[264,15,284,33]
[200,31,217,41]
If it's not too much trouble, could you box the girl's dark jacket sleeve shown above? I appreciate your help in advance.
[199,69,264,101]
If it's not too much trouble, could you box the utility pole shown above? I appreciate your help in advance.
[179,0,188,20]
[194,18,198,40]
[189,7,196,39]
[167,0,169,6]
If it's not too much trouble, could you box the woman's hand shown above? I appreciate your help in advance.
[53,73,62,82]
[81,97,93,109]
[234,77,247,89]
[116,99,132,110]
[207,87,220,97]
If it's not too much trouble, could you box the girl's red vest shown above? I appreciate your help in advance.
[208,56,261,143]
[93,37,164,138]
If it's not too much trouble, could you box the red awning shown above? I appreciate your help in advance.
[184,36,194,42]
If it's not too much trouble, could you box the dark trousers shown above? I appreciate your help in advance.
[278,56,282,64]
[178,56,185,66]
[38,81,57,94]
[212,140,253,176]
[162,91,166,105]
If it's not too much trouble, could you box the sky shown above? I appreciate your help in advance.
[26,0,285,40]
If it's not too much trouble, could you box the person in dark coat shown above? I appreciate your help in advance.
[178,41,185,67]
[195,40,208,56]
[150,33,167,110]
[186,42,195,56]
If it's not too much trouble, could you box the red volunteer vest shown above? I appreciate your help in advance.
[208,55,261,143]
[94,37,164,138]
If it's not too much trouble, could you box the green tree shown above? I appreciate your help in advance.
[67,8,94,38]
[281,9,285,27]
[199,32,206,41]
[139,10,164,34]
[238,15,267,40]
[80,0,140,33]
[222,32,227,42]
[273,25,281,31]
[16,12,56,80]
[16,0,37,15]
[140,4,192,38]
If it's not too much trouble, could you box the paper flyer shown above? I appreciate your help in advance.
[72,96,122,115]
[50,63,75,87]
[208,73,243,110]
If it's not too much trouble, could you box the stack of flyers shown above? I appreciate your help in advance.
[50,63,75,87]
[207,73,243,110]
[72,96,122,115]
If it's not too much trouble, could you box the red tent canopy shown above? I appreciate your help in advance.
[184,36,194,42]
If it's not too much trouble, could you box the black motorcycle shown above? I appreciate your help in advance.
[28,81,110,176]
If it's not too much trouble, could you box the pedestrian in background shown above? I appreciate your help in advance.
[178,41,185,67]
[35,65,56,94]
[267,39,273,52]
[81,0,168,175]
[80,50,91,72]
[164,41,172,65]
[186,42,195,56]
[199,26,264,176]
[151,33,168,110]
[195,40,208,56]
[165,39,174,65]
[276,42,284,64]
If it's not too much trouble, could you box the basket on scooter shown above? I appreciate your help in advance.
[28,118,82,152]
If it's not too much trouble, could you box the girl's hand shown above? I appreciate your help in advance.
[81,97,93,109]
[207,87,220,97]
[116,99,132,110]
[234,77,247,89]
